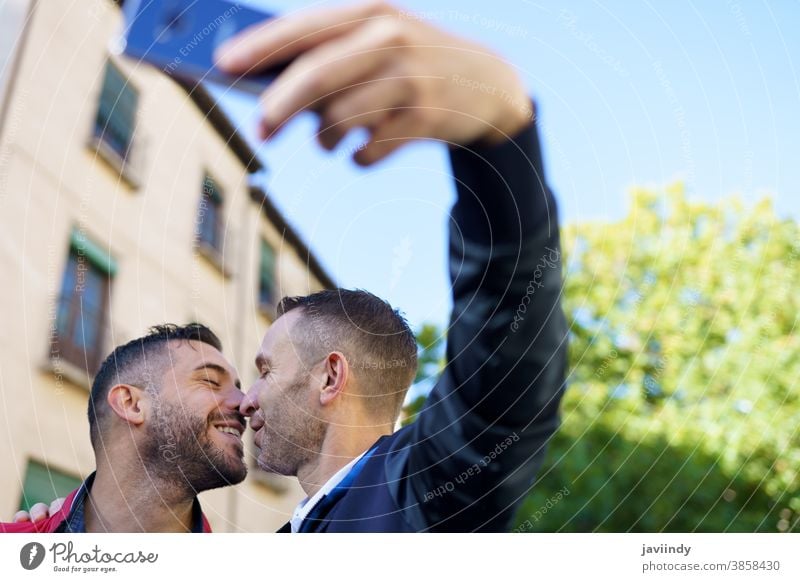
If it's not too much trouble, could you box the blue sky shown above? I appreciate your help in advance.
[212,0,800,331]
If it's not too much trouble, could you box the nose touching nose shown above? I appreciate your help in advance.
[239,387,260,417]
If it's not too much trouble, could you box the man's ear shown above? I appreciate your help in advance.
[319,352,349,406]
[106,384,147,427]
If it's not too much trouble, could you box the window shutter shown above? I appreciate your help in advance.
[259,240,276,305]
[18,461,82,512]
[69,228,118,277]
[95,62,138,158]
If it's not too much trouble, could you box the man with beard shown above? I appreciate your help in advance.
[19,1,568,533]
[225,2,568,532]
[1,323,246,533]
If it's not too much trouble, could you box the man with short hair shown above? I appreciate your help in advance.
[2,323,246,533]
[227,2,569,532]
[16,1,570,533]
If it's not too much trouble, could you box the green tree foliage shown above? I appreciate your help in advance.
[401,323,446,426]
[517,184,800,532]
[414,323,446,385]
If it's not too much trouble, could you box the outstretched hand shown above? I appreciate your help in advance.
[215,1,533,165]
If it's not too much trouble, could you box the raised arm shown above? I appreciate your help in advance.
[215,1,568,531]
[390,117,568,531]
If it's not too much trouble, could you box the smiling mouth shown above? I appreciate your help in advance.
[213,425,243,441]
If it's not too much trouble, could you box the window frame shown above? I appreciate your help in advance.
[258,238,276,309]
[51,230,115,375]
[197,174,224,252]
[87,57,142,188]
[93,58,139,161]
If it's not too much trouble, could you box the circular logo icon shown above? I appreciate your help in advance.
[20,542,46,570]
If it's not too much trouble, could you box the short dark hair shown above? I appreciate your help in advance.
[88,323,222,449]
[277,289,418,421]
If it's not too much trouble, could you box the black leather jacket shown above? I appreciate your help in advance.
[292,118,568,532]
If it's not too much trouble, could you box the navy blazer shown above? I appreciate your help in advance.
[290,118,568,532]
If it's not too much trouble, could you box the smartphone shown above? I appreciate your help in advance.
[117,0,284,95]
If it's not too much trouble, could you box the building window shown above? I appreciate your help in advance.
[18,460,81,512]
[259,239,276,308]
[197,175,223,252]
[93,60,138,161]
[52,229,116,374]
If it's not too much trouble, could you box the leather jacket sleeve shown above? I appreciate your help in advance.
[387,116,569,531]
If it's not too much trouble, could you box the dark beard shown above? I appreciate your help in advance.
[144,399,247,494]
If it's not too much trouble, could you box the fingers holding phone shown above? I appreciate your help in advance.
[214,2,533,164]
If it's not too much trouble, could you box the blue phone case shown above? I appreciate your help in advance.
[119,0,283,94]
